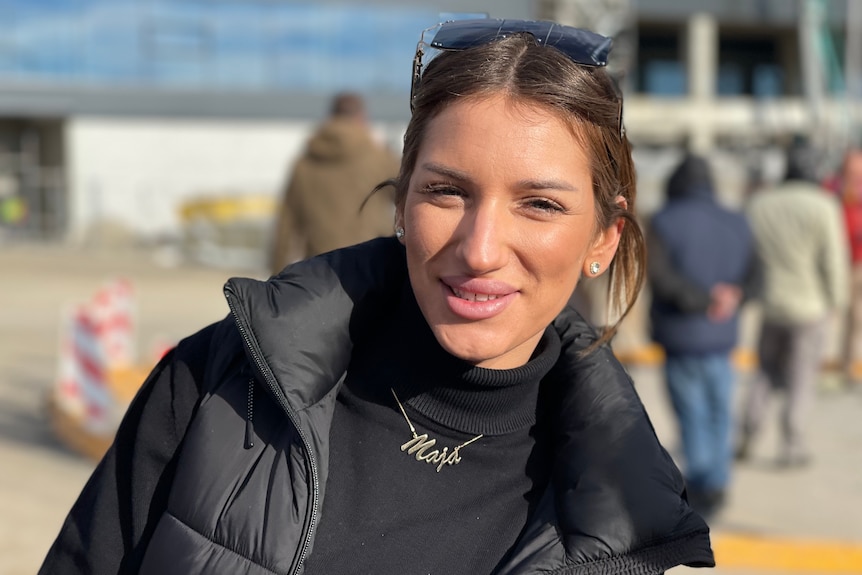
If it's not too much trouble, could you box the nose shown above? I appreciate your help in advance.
[455,200,509,274]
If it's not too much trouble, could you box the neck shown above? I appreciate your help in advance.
[386,285,562,436]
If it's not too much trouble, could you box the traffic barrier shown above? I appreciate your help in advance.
[49,279,149,459]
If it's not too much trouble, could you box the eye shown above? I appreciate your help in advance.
[417,183,468,207]
[523,197,566,214]
[422,183,465,197]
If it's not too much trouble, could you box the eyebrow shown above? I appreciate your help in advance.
[420,162,580,192]
[516,178,579,192]
[420,162,471,182]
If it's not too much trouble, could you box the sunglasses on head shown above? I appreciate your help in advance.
[410,18,624,137]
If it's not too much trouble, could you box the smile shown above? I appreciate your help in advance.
[451,287,501,302]
[440,278,517,321]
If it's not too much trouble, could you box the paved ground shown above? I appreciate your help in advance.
[0,243,245,575]
[1,243,861,574]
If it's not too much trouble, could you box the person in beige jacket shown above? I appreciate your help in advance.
[738,142,849,467]
[270,92,400,274]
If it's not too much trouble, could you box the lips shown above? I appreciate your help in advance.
[441,277,517,320]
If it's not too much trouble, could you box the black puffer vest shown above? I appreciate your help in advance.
[138,238,714,574]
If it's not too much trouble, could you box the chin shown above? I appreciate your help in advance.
[431,325,518,369]
[433,326,492,359]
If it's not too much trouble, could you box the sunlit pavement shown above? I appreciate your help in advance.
[1,243,861,574]
[631,364,862,575]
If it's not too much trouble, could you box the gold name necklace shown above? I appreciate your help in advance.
[390,388,483,473]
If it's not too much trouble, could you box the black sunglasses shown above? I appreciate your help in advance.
[410,18,624,137]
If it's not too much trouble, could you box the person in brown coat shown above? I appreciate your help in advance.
[269,92,400,273]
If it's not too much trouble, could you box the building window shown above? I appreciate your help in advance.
[718,35,784,97]
[637,28,686,96]
[752,64,784,97]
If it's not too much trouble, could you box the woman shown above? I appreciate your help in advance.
[41,19,714,575]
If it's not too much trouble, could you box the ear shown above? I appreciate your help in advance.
[583,196,626,277]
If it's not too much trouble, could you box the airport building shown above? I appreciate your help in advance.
[0,0,855,246]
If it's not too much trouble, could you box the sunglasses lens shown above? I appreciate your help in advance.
[428,19,611,67]
[429,19,504,50]
[541,26,612,67]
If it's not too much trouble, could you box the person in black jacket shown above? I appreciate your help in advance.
[648,153,759,519]
[40,19,714,575]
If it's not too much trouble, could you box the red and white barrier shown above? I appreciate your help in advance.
[89,278,135,367]
[53,279,137,435]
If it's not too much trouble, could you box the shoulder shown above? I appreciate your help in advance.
[652,198,713,225]
[747,186,784,214]
[720,205,754,234]
[795,186,843,217]
[166,317,244,395]
[649,205,678,236]
[548,306,713,569]
[551,305,628,393]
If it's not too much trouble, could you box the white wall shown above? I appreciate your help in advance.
[65,116,316,241]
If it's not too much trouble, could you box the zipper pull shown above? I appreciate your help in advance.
[244,376,255,449]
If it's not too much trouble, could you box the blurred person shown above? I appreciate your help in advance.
[648,153,759,519]
[40,19,714,575]
[824,147,862,387]
[269,91,399,273]
[738,142,849,468]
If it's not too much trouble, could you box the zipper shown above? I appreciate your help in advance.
[225,286,319,575]
[244,376,255,449]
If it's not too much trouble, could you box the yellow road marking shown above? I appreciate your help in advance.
[714,533,862,573]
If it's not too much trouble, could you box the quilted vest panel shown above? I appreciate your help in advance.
[140,368,312,574]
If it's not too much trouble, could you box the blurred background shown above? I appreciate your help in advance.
[1,0,861,574]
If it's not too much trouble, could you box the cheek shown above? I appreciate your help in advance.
[405,199,454,254]
[538,226,594,282]
[555,242,588,278]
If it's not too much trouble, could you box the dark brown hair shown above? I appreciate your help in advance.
[384,33,645,350]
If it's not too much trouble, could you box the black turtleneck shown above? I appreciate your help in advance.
[303,287,562,575]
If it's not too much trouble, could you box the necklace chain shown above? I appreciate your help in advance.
[390,388,483,473]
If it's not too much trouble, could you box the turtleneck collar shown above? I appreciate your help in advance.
[388,284,561,436]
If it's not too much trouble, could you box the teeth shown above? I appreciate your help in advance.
[452,287,499,302]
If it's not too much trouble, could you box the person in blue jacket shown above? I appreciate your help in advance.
[648,153,760,519]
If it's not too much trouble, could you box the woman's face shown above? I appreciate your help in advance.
[398,94,622,369]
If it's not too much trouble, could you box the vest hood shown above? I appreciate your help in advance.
[225,239,406,411]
